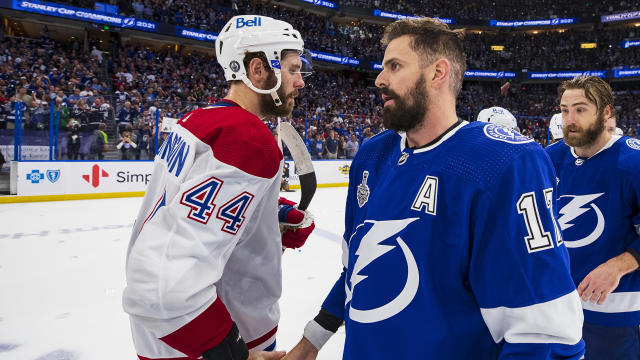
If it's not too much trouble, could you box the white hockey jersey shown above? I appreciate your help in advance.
[123,100,284,359]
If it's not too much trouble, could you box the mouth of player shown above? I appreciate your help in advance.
[381,94,394,105]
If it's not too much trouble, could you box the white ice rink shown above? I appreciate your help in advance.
[0,188,348,360]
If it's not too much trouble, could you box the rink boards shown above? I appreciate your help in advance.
[6,159,351,202]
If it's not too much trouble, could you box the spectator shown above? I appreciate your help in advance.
[117,127,139,160]
[66,119,82,160]
[90,122,108,160]
[324,130,339,159]
[346,134,359,158]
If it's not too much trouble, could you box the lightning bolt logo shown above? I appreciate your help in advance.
[346,218,420,324]
[558,193,605,248]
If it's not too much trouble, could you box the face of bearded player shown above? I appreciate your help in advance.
[259,51,305,118]
[375,35,429,133]
[560,88,607,148]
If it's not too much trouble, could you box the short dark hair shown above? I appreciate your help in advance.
[381,18,467,96]
[558,76,615,116]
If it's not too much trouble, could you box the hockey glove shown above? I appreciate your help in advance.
[278,197,315,249]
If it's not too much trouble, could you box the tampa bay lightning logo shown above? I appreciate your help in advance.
[497,71,504,78]
[558,193,605,248]
[270,60,281,69]
[483,123,532,144]
[46,169,60,183]
[122,17,135,27]
[626,138,640,150]
[346,218,420,323]
[551,18,559,25]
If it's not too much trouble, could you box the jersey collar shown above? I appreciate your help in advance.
[399,121,468,153]
[569,135,621,160]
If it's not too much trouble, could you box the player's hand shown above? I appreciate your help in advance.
[282,338,318,360]
[578,261,624,305]
[279,197,315,249]
[248,349,286,360]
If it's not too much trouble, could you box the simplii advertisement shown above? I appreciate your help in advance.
[13,160,352,196]
[15,161,154,196]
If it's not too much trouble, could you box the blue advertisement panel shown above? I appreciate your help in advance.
[300,0,337,10]
[613,69,640,78]
[621,40,640,49]
[464,70,516,79]
[175,27,218,42]
[601,11,640,23]
[372,9,454,24]
[527,70,607,79]
[309,50,360,66]
[12,0,158,32]
[489,18,577,27]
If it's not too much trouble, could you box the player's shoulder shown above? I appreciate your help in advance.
[459,121,545,160]
[352,129,397,163]
[617,136,640,172]
[444,122,551,187]
[178,102,282,179]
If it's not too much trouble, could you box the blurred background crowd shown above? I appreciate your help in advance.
[1,0,639,161]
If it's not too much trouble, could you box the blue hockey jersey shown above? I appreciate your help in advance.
[546,136,640,327]
[312,122,584,359]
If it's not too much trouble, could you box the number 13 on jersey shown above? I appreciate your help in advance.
[517,188,563,253]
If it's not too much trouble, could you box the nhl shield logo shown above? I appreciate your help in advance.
[46,169,61,183]
[357,171,370,208]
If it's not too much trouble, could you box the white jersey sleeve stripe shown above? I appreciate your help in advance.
[480,291,583,345]
[581,291,640,313]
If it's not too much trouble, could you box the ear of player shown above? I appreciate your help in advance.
[279,196,315,249]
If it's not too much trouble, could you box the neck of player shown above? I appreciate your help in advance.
[224,85,268,119]
[574,130,613,158]
[405,99,459,149]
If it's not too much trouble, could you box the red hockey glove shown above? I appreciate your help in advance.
[279,197,315,249]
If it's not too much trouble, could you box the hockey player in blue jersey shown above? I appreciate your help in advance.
[284,18,584,360]
[546,76,640,360]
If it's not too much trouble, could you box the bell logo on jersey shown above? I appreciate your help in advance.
[346,218,420,324]
[558,193,605,248]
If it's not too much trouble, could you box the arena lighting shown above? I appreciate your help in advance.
[580,43,597,49]
[491,45,505,51]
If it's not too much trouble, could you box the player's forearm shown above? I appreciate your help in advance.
[610,251,640,276]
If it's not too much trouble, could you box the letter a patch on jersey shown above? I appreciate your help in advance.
[411,175,438,215]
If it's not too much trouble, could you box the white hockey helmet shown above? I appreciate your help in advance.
[215,15,306,107]
[549,113,564,140]
[615,127,624,136]
[477,106,519,132]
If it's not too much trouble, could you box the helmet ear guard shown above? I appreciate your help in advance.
[215,16,309,106]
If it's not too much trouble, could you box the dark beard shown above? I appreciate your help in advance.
[382,74,428,133]
[563,110,606,148]
[259,71,298,117]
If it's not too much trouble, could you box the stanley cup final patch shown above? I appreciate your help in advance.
[357,171,370,208]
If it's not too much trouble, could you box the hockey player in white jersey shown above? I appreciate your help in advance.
[123,15,314,360]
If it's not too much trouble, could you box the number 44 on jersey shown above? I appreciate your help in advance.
[180,176,255,235]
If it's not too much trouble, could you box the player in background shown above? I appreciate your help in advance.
[122,15,314,360]
[548,113,564,145]
[285,17,584,360]
[476,106,520,132]
[546,76,640,360]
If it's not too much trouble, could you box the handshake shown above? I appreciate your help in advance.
[245,338,319,360]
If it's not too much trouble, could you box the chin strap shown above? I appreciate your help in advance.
[241,70,284,107]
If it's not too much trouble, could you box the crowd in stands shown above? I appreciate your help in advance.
[2,0,640,161]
